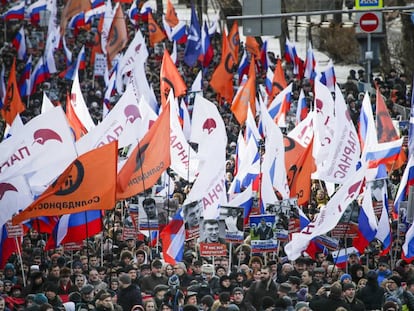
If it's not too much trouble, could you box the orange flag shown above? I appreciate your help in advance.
[270,59,287,101]
[12,142,118,225]
[375,86,406,170]
[228,21,240,64]
[106,4,128,66]
[231,57,256,125]
[245,36,260,60]
[117,105,171,200]
[66,92,87,140]
[148,12,166,47]
[1,58,25,125]
[60,0,91,34]
[165,0,179,27]
[285,137,315,206]
[210,30,235,103]
[160,49,187,107]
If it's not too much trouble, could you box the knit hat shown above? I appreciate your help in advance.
[388,276,402,287]
[295,302,309,311]
[261,296,275,310]
[342,283,355,291]
[80,284,94,295]
[278,283,292,294]
[366,270,378,280]
[232,287,243,295]
[340,274,352,283]
[201,264,214,274]
[33,293,48,305]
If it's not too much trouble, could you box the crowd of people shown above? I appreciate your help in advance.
[1,1,414,311]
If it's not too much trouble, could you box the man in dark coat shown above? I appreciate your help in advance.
[244,266,277,310]
[117,273,143,311]
[140,260,168,295]
[309,282,351,311]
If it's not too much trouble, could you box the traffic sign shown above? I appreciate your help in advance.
[356,12,382,33]
[355,0,383,10]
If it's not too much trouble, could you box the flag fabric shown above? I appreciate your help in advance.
[100,1,116,56]
[284,38,302,78]
[0,64,5,109]
[18,55,32,98]
[66,92,87,141]
[1,58,25,126]
[210,30,235,103]
[304,43,316,82]
[375,182,392,255]
[0,106,77,191]
[245,36,260,60]
[11,27,26,61]
[160,208,184,264]
[106,4,128,66]
[160,49,187,107]
[22,216,59,235]
[354,186,377,254]
[231,59,256,125]
[70,70,96,131]
[403,222,414,260]
[60,0,91,34]
[63,46,86,80]
[30,57,49,95]
[68,11,86,34]
[227,21,240,65]
[228,185,253,225]
[55,210,102,246]
[409,77,414,158]
[165,0,179,28]
[319,59,337,92]
[265,67,273,95]
[270,59,288,100]
[140,1,152,21]
[184,5,201,67]
[285,165,366,260]
[296,89,308,124]
[119,30,149,76]
[260,40,268,71]
[237,50,250,85]
[394,154,414,219]
[27,0,48,25]
[331,247,360,269]
[0,175,34,229]
[117,105,171,199]
[185,95,228,220]
[127,1,139,25]
[0,224,19,268]
[148,12,166,47]
[2,2,25,21]
[12,141,118,225]
[199,21,213,68]
[171,21,187,44]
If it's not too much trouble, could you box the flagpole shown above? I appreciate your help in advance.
[15,237,26,287]
[228,242,232,275]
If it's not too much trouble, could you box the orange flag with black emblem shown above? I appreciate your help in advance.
[227,21,240,64]
[106,4,128,66]
[231,57,256,125]
[165,0,179,27]
[148,12,166,47]
[1,58,25,125]
[160,49,187,107]
[117,105,171,199]
[12,141,118,225]
[210,30,235,103]
[270,59,287,102]
[285,137,315,206]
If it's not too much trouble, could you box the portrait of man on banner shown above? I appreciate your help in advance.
[249,215,277,253]
[138,197,159,230]
[200,219,226,244]
[183,200,202,240]
[220,206,244,242]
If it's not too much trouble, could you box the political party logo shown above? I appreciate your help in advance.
[54,160,84,196]
[33,129,63,145]
[124,105,141,123]
[0,183,18,200]
[202,118,216,134]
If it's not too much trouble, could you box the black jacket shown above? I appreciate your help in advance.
[117,284,143,311]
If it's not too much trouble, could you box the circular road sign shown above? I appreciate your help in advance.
[359,12,379,33]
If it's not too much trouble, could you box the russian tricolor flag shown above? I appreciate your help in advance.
[140,2,152,22]
[365,139,403,169]
[2,2,25,21]
[296,89,308,124]
[331,247,359,269]
[237,50,250,85]
[319,59,337,92]
[68,12,86,34]
[394,154,414,219]
[260,40,268,72]
[91,0,105,9]
[160,208,185,265]
[12,27,26,61]
[27,0,48,25]
[30,57,49,95]
[354,186,377,254]
[171,21,187,44]
[128,1,140,25]
[18,55,32,98]
[228,185,253,225]
[0,224,19,268]
[304,44,316,82]
[403,222,414,260]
